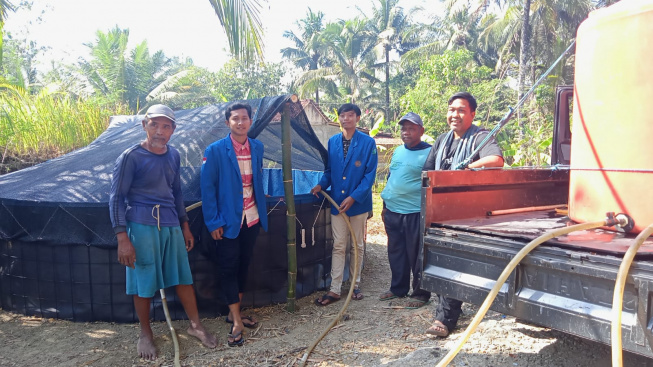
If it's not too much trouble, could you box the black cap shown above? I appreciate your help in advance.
[398,112,423,127]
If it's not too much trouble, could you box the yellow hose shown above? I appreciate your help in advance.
[299,190,360,367]
[160,289,182,367]
[435,219,609,367]
[611,223,653,367]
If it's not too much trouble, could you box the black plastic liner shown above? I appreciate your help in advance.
[0,196,336,322]
[0,95,347,321]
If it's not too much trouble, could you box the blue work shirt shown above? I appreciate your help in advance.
[318,130,378,216]
[109,144,188,234]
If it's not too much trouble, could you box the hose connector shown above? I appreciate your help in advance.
[605,212,635,232]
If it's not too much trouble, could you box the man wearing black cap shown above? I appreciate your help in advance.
[378,112,432,308]
[110,104,217,360]
[423,92,504,337]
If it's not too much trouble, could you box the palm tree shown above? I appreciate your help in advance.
[208,0,265,65]
[516,0,531,137]
[365,0,419,123]
[79,27,186,111]
[402,0,507,69]
[281,8,330,104]
[0,0,16,67]
[295,19,378,108]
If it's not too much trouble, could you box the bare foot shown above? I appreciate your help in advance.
[187,324,217,349]
[137,331,157,360]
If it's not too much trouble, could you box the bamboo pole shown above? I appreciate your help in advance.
[282,99,297,312]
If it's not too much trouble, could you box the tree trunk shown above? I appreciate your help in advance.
[282,101,297,313]
[517,0,532,140]
[385,46,390,125]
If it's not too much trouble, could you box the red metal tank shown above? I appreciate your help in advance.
[569,0,653,233]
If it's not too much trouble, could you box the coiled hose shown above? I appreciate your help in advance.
[299,190,360,367]
[435,219,616,367]
[611,223,653,367]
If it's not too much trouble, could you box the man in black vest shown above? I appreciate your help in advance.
[422,92,504,337]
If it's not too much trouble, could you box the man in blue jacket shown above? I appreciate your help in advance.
[201,103,268,347]
[311,103,378,305]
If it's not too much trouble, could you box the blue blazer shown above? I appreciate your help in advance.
[200,134,268,239]
[318,130,378,216]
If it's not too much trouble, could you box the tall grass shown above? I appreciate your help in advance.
[0,83,130,170]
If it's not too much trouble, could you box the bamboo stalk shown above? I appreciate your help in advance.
[281,100,297,313]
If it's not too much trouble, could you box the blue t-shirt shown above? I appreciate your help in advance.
[109,144,188,234]
[381,143,431,214]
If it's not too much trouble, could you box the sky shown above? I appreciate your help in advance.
[5,0,442,73]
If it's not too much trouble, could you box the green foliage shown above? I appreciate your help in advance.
[146,60,286,110]
[208,0,265,64]
[214,59,285,101]
[0,83,130,167]
[400,49,511,138]
[78,27,188,112]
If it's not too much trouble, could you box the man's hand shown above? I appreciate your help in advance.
[181,222,194,251]
[116,232,136,269]
[338,196,355,213]
[310,184,322,197]
[211,227,224,241]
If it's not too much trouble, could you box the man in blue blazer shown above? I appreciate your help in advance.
[201,103,268,347]
[311,103,378,305]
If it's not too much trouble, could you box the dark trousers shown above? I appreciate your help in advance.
[383,209,430,300]
[211,222,260,305]
[434,295,463,331]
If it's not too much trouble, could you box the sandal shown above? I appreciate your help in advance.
[379,291,400,301]
[426,320,449,337]
[227,325,245,347]
[225,315,259,329]
[351,288,364,300]
[315,293,340,306]
[404,297,431,309]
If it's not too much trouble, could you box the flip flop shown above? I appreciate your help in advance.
[404,298,431,309]
[379,291,400,301]
[227,325,245,347]
[315,293,340,306]
[225,315,259,329]
[426,320,449,337]
[351,288,364,300]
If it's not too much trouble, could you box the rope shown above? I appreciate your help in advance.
[151,204,161,231]
[267,198,284,215]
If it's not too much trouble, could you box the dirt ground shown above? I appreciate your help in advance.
[1,213,653,367]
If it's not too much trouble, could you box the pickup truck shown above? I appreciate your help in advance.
[419,86,653,358]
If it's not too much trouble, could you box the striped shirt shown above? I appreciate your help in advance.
[230,135,259,227]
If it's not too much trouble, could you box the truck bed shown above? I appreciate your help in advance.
[420,169,653,358]
[434,209,653,255]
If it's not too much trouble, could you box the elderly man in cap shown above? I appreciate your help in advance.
[110,104,216,360]
[378,112,432,308]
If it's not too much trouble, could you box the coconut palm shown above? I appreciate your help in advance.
[208,0,265,64]
[281,8,331,104]
[0,0,16,67]
[79,27,187,111]
[402,0,507,69]
[295,18,379,107]
[365,0,419,122]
